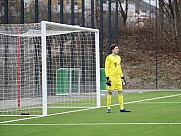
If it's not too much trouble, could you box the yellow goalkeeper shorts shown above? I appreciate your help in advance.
[106,75,122,91]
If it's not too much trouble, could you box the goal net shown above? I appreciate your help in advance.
[0,21,100,116]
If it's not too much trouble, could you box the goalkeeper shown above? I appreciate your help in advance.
[105,44,131,113]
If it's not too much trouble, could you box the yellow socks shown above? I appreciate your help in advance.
[107,92,123,110]
[118,93,124,110]
[107,94,112,109]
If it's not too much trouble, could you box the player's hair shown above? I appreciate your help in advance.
[110,44,117,50]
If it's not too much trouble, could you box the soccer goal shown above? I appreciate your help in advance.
[0,21,100,116]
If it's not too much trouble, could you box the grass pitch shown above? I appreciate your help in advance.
[0,90,181,136]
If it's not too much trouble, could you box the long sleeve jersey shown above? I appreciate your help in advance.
[105,54,124,77]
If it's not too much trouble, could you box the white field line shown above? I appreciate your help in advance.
[124,94,181,105]
[1,123,181,126]
[0,93,181,125]
[136,102,181,104]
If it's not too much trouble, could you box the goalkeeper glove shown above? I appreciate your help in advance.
[106,77,111,86]
[121,77,126,86]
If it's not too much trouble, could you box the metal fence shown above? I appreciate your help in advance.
[0,0,180,89]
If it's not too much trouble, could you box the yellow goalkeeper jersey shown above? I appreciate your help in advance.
[105,54,124,77]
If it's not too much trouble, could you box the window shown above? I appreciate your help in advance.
[135,10,139,14]
[11,2,15,6]
[58,0,80,6]
[103,0,107,3]
[58,0,69,5]
[66,0,69,5]
[58,0,60,5]
[74,1,78,5]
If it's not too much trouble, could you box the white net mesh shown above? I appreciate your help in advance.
[0,22,99,116]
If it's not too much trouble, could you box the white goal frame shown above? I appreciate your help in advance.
[41,21,100,116]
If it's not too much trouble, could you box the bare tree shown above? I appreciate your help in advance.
[0,1,5,23]
[158,0,164,26]
[159,0,181,36]
[118,0,129,27]
[173,0,181,36]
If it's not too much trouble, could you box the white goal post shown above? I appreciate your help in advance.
[0,21,100,116]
